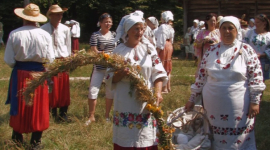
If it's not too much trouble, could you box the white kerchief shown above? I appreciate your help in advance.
[161,11,174,23]
[131,10,144,19]
[250,18,255,23]
[148,16,159,28]
[219,16,240,32]
[124,16,144,33]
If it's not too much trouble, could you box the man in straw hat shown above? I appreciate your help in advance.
[4,3,55,148]
[41,4,71,122]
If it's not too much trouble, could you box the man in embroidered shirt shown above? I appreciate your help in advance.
[41,4,71,122]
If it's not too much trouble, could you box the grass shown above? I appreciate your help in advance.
[0,44,270,149]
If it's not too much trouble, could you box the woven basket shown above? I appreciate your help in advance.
[167,105,212,150]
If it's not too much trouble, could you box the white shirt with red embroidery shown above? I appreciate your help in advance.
[106,42,168,148]
[41,23,71,58]
[189,40,265,149]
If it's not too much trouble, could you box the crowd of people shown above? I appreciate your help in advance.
[2,2,270,150]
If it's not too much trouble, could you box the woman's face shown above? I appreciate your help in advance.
[127,23,144,41]
[255,18,266,30]
[207,16,216,29]
[249,20,255,27]
[146,19,155,30]
[220,22,237,45]
[100,17,113,31]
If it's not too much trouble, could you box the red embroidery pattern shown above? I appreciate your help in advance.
[211,123,255,135]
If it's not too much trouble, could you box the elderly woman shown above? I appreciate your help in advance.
[106,15,168,149]
[244,14,270,81]
[156,11,175,93]
[185,16,266,149]
[194,13,220,76]
[86,13,116,125]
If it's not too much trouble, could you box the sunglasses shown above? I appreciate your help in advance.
[258,14,268,22]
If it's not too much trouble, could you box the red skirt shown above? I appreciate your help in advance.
[159,40,173,74]
[10,70,49,134]
[49,72,70,108]
[113,144,158,150]
[72,38,79,53]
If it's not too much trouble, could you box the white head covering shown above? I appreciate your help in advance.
[113,15,144,43]
[148,16,159,28]
[131,10,144,19]
[250,18,255,23]
[124,16,144,33]
[219,16,240,32]
[64,21,70,25]
[193,19,199,24]
[161,11,174,23]
[199,21,205,27]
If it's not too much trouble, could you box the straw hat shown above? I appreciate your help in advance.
[14,3,47,22]
[217,16,223,23]
[240,20,248,26]
[46,4,68,18]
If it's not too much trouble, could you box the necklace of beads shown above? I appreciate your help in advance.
[216,44,239,69]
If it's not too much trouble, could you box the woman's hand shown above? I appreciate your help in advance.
[154,78,163,106]
[185,101,195,112]
[112,68,130,83]
[155,92,163,106]
[248,103,260,119]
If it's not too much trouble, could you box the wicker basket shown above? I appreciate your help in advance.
[167,105,212,150]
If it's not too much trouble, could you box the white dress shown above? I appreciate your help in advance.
[106,42,168,147]
[189,40,265,150]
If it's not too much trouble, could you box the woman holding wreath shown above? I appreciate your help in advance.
[106,15,168,150]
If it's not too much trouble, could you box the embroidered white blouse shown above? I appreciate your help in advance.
[4,26,55,68]
[41,23,71,58]
[155,24,175,50]
[106,42,168,147]
[189,40,265,104]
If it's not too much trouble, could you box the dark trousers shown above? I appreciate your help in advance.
[51,106,68,118]
[12,130,42,146]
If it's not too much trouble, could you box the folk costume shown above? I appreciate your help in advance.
[244,29,270,80]
[4,3,54,147]
[189,16,265,150]
[70,20,80,53]
[41,5,71,121]
[106,15,168,150]
[156,11,175,74]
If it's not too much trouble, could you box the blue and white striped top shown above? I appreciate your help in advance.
[90,30,117,70]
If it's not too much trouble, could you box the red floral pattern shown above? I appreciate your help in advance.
[211,123,255,135]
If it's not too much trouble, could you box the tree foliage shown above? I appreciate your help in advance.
[0,0,183,43]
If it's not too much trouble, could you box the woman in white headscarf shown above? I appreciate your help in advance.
[156,10,175,93]
[248,18,256,30]
[185,16,266,150]
[106,15,168,150]
[144,16,159,47]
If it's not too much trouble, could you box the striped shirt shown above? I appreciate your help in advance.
[90,31,117,70]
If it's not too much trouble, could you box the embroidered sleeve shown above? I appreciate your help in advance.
[189,45,214,103]
[263,35,270,61]
[150,45,168,86]
[244,44,266,104]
